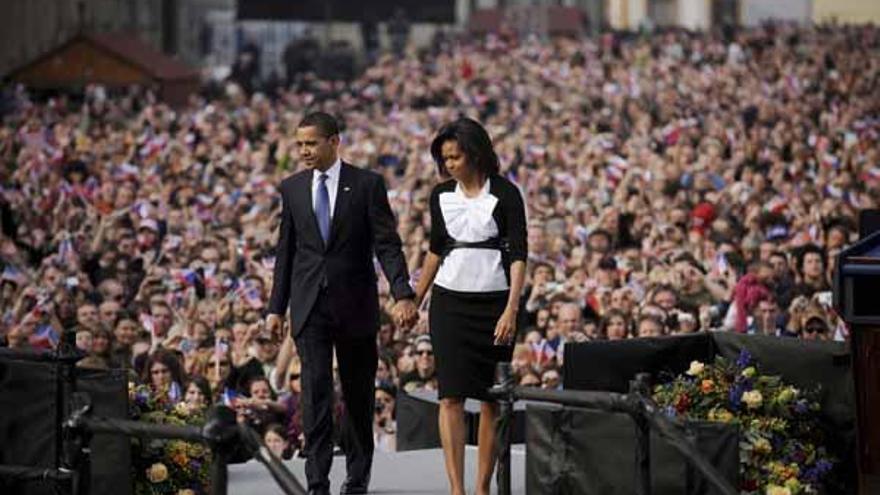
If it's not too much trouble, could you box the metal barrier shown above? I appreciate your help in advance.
[489,363,738,495]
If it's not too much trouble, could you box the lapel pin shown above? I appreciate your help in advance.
[343,186,351,192]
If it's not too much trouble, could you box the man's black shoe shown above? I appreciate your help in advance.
[339,479,369,494]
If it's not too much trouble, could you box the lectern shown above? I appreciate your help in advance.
[834,229,880,494]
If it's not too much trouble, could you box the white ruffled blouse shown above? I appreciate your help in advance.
[433,179,509,292]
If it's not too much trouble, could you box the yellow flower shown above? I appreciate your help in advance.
[777,387,798,404]
[686,361,705,376]
[709,408,733,423]
[753,437,772,455]
[766,485,791,495]
[742,390,763,409]
[174,402,191,417]
[701,379,715,394]
[146,463,169,483]
[186,443,205,457]
[741,366,756,378]
[784,477,801,492]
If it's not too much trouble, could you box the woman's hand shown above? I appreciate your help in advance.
[494,307,517,345]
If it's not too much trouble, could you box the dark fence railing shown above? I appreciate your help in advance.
[489,363,738,495]
[64,392,308,495]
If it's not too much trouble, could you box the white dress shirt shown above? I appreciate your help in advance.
[311,158,342,218]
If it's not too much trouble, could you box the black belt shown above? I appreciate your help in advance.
[442,237,508,257]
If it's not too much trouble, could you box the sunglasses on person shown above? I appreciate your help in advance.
[416,348,433,356]
[804,325,827,334]
[208,360,231,368]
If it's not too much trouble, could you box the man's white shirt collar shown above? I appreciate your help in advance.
[313,158,342,183]
[312,158,342,217]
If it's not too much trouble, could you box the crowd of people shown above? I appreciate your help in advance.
[0,22,877,456]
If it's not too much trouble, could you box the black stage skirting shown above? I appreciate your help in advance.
[228,446,527,494]
[0,350,130,495]
[397,389,528,451]
[563,332,856,493]
[526,404,739,494]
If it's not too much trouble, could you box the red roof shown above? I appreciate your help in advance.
[7,32,198,82]
[82,33,198,81]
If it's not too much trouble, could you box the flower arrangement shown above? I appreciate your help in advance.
[652,351,835,495]
[129,383,211,495]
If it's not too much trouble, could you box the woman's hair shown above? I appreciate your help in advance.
[247,376,277,400]
[430,117,500,178]
[598,309,631,339]
[264,422,287,441]
[140,350,184,387]
[91,327,115,357]
[187,375,214,407]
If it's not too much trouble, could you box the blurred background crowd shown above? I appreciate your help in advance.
[1,15,878,456]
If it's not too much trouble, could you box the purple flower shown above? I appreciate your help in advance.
[803,467,820,483]
[795,399,809,414]
[729,384,744,411]
[816,459,833,474]
[736,349,752,369]
[771,437,784,450]
[135,389,150,406]
[665,406,677,417]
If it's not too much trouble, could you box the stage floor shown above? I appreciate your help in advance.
[229,445,527,494]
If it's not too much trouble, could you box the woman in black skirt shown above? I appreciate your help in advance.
[414,118,527,495]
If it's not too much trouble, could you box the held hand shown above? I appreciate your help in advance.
[266,314,283,338]
[392,299,418,329]
[493,308,517,345]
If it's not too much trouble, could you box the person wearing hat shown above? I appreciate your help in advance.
[137,218,161,255]
[398,335,437,393]
[800,304,831,342]
[234,329,280,393]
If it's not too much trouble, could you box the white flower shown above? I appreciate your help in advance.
[686,361,705,377]
[146,463,168,483]
[742,390,763,409]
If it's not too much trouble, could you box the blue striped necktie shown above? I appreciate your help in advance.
[316,173,331,243]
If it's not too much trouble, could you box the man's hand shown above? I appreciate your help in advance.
[392,299,418,329]
[266,313,283,339]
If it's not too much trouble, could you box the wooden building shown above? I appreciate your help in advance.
[7,33,200,106]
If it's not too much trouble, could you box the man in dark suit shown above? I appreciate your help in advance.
[266,112,417,495]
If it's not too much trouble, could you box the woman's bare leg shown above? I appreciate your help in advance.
[439,397,466,495]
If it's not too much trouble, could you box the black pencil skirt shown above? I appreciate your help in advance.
[429,284,513,401]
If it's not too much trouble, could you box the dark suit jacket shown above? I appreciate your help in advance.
[268,162,414,338]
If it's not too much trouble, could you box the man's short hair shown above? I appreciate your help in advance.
[298,112,340,138]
